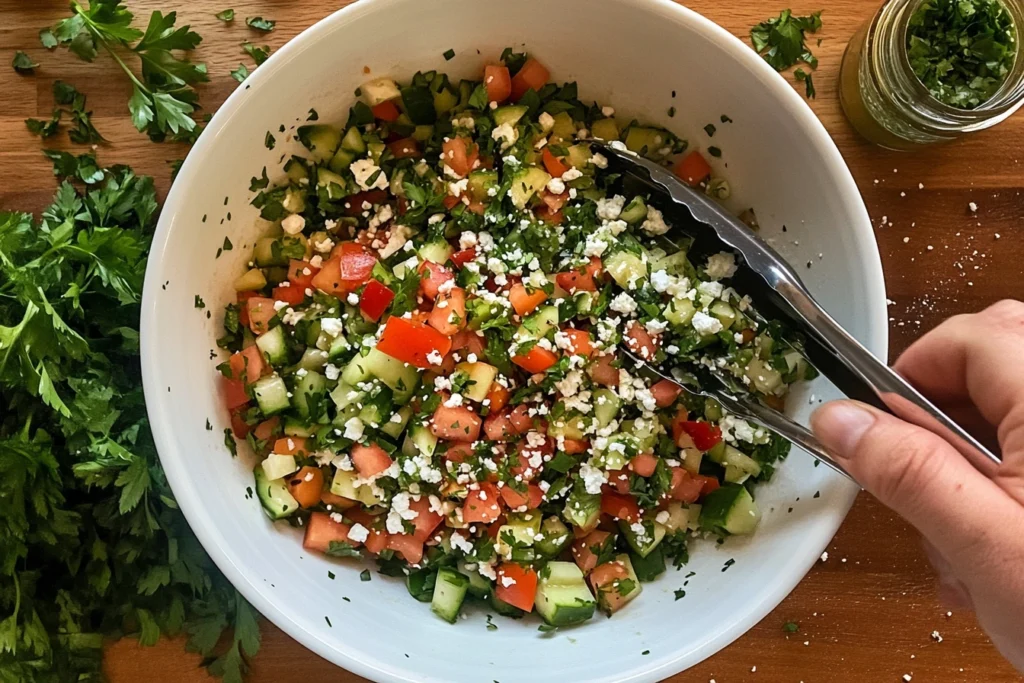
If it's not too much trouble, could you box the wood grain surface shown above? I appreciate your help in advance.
[2,1,1022,681]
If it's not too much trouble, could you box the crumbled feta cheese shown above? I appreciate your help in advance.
[281,308,305,326]
[655,510,670,525]
[343,417,364,441]
[450,532,475,554]
[596,195,625,220]
[378,224,411,259]
[324,363,340,381]
[561,167,583,182]
[610,292,638,315]
[640,205,670,235]
[449,177,469,198]
[368,204,394,232]
[705,251,738,280]
[537,112,555,132]
[428,213,446,225]
[347,523,370,543]
[350,158,388,191]
[491,122,518,151]
[459,231,478,250]
[346,292,360,306]
[579,462,607,494]
[698,280,724,299]
[589,153,608,168]
[601,106,615,117]
[444,393,464,407]
[281,213,306,235]
[691,310,723,335]
[452,115,475,131]
[546,177,566,195]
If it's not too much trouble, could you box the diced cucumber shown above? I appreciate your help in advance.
[418,238,453,265]
[361,77,402,106]
[292,370,327,418]
[381,404,413,439]
[261,453,298,481]
[355,348,421,404]
[330,468,384,506]
[328,147,357,173]
[406,569,437,603]
[284,157,309,183]
[681,446,703,474]
[515,305,559,341]
[744,357,784,395]
[562,482,601,533]
[254,237,283,267]
[455,362,497,403]
[619,196,648,224]
[708,445,762,484]
[497,511,542,555]
[283,417,316,437]
[297,125,342,164]
[234,267,267,292]
[535,516,572,558]
[593,388,622,427]
[605,251,647,289]
[709,301,737,329]
[699,484,761,535]
[412,124,434,142]
[358,384,394,426]
[467,169,499,202]
[337,127,366,155]
[618,519,667,558]
[431,567,469,623]
[590,118,619,141]
[548,412,589,441]
[401,86,437,125]
[660,502,689,533]
[457,560,492,599]
[621,418,658,451]
[317,167,349,200]
[282,187,306,214]
[624,127,668,158]
[490,591,526,618]
[327,334,350,361]
[367,140,386,164]
[253,374,290,415]
[651,250,691,276]
[535,561,597,627]
[704,398,724,422]
[550,112,576,140]
[492,105,528,127]
[296,348,328,373]
[329,381,364,413]
[664,298,696,327]
[509,167,551,209]
[408,423,438,458]
[629,546,666,582]
[566,144,591,170]
[433,87,458,116]
[255,326,288,365]
[254,465,299,520]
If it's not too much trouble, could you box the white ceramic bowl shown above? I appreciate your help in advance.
[141,0,886,680]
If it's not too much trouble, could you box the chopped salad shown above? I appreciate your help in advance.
[217,49,815,627]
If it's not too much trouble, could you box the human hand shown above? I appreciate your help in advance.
[810,300,1024,672]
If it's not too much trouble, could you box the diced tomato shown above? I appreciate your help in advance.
[571,530,611,574]
[541,147,569,178]
[449,328,486,359]
[237,291,259,327]
[351,443,393,478]
[650,379,682,408]
[229,408,250,438]
[629,453,659,478]
[511,346,558,373]
[555,256,603,293]
[286,466,325,508]
[223,377,250,411]
[588,354,620,387]
[272,284,305,306]
[376,316,453,368]
[535,205,564,225]
[252,416,279,442]
[386,533,424,564]
[406,496,444,543]
[669,467,705,504]
[508,283,548,316]
[486,516,506,539]
[600,490,641,522]
[484,64,512,103]
[359,279,395,322]
[541,190,568,212]
[605,469,631,494]
[418,261,455,298]
[696,474,721,498]
[673,150,712,187]
[342,189,389,217]
[303,512,356,553]
[371,99,401,122]
[288,259,320,289]
[500,483,544,510]
[495,563,538,612]
[443,195,461,210]
[483,410,515,442]
[485,382,510,412]
[311,257,347,297]
[560,328,594,358]
[428,286,467,336]
[444,443,475,464]
[338,242,378,283]
[674,419,723,452]
[431,403,482,442]
[509,405,533,434]
[441,137,476,177]
[246,297,277,334]
[561,438,590,455]
[387,137,420,159]
[320,491,356,509]
[624,321,659,360]
[450,248,476,268]
[462,482,503,524]
[589,560,633,613]
[273,437,309,456]
[229,344,266,385]
[510,58,550,102]
[363,528,390,555]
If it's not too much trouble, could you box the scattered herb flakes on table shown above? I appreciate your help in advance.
[750,9,823,98]
[0,163,259,681]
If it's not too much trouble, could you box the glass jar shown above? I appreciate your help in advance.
[840,0,1024,149]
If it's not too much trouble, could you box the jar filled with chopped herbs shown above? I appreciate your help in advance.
[840,0,1024,149]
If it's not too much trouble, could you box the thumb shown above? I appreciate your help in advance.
[810,400,1018,564]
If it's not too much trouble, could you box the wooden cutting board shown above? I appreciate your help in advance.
[1,1,1020,681]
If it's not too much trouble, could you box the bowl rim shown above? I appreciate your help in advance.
[141,0,887,680]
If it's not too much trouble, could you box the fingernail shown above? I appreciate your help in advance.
[810,401,877,460]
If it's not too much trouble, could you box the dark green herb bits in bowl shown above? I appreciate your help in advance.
[907,0,1017,108]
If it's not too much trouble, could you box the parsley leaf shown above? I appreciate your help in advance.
[750,10,822,72]
[215,9,235,22]
[12,51,39,74]
[231,63,249,83]
[242,42,272,66]
[246,16,276,32]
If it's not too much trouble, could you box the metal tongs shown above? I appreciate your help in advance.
[589,140,1002,482]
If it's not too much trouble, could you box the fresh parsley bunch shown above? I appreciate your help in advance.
[0,164,258,682]
[48,0,208,140]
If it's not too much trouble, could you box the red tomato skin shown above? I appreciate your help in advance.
[624,321,659,361]
[630,453,659,478]
[669,467,705,504]
[484,65,512,103]
[427,287,467,336]
[650,379,682,408]
[273,285,305,307]
[375,316,453,368]
[288,259,320,289]
[246,297,277,334]
[222,377,250,410]
[673,150,712,186]
[675,420,723,451]
[229,408,250,438]
[450,249,476,268]
[371,100,401,122]
[511,346,558,373]
[462,483,503,524]
[303,512,356,553]
[541,148,569,177]
[588,354,620,387]
[431,403,482,442]
[418,261,455,298]
[600,490,641,522]
[386,533,424,564]
[351,443,393,478]
[510,58,550,101]
[555,256,603,293]
[495,563,538,612]
[571,530,611,574]
[359,279,395,322]
[387,137,419,159]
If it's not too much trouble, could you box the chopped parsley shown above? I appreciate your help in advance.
[443,48,456,61]
[12,50,39,74]
[750,9,823,99]
[215,8,235,21]
[246,16,276,32]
